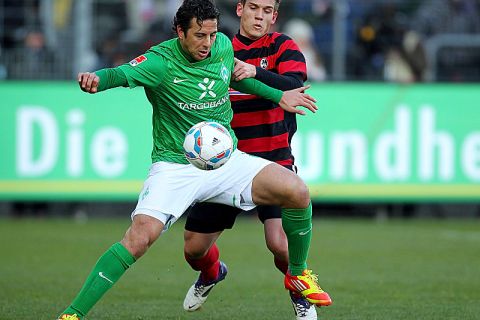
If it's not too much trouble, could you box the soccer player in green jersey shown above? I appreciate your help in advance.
[58,1,323,319]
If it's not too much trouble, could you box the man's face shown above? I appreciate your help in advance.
[178,18,218,61]
[237,0,278,40]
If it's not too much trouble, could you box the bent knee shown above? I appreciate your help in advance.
[184,241,210,259]
[122,215,163,258]
[184,247,208,260]
[121,234,151,258]
[290,179,310,208]
[267,241,289,260]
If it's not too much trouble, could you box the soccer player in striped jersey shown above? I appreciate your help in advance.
[182,1,331,319]
[57,1,324,319]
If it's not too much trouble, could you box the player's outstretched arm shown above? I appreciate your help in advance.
[279,85,318,115]
[78,68,128,94]
[78,72,100,94]
[233,57,303,91]
[231,78,317,115]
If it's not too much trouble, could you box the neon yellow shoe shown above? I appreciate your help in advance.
[58,314,81,320]
[284,269,332,307]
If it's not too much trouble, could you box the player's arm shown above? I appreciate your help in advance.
[232,35,307,90]
[230,77,317,115]
[78,51,165,93]
[78,68,128,94]
[233,58,304,91]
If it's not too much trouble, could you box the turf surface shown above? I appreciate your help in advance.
[0,217,479,319]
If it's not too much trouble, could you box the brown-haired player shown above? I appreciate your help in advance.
[182,1,332,319]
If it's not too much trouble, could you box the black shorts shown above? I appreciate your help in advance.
[184,202,282,233]
[184,165,295,233]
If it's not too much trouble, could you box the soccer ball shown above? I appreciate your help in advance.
[183,121,233,170]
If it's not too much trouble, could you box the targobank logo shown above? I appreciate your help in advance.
[177,94,229,110]
[198,78,216,99]
[177,77,230,110]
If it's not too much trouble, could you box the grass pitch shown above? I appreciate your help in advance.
[0,216,479,319]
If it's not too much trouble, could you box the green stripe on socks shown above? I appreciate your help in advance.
[282,202,313,275]
[61,242,136,318]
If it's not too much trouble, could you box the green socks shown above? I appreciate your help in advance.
[282,202,313,275]
[61,242,136,318]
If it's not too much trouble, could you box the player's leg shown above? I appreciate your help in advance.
[184,231,223,282]
[252,164,311,273]
[58,214,164,319]
[252,163,332,306]
[183,231,227,311]
[205,151,330,306]
[260,207,317,320]
[58,161,203,319]
[182,202,240,311]
[261,210,289,274]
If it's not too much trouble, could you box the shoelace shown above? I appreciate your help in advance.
[294,301,310,317]
[304,270,323,292]
[193,283,207,296]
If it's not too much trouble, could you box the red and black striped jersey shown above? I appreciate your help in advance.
[230,32,307,166]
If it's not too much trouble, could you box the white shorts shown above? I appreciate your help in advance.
[132,150,271,231]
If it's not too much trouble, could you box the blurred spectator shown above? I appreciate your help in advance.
[350,0,426,83]
[383,29,427,83]
[411,0,480,82]
[283,0,334,76]
[5,30,56,80]
[352,1,406,80]
[283,19,327,82]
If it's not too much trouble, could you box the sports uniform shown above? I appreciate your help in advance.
[185,31,306,233]
[116,32,285,228]
[58,2,326,318]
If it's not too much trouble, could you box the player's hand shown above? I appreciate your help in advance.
[232,57,256,81]
[78,72,100,93]
[279,85,318,115]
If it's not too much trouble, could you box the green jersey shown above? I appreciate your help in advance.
[119,33,235,164]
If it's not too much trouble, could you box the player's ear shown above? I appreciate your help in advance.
[177,25,184,40]
[271,11,278,24]
[236,2,243,17]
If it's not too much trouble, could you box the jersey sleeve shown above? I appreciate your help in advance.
[118,51,166,88]
[230,77,283,104]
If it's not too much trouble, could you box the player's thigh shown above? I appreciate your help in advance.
[133,161,204,231]
[251,163,309,208]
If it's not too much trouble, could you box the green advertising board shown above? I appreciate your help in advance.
[1,82,479,201]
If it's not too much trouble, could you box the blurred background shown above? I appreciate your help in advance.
[1,2,480,319]
[0,0,479,219]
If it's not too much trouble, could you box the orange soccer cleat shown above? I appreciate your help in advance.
[58,314,81,320]
[284,269,332,307]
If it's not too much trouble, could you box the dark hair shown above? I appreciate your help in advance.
[239,0,281,10]
[173,0,220,34]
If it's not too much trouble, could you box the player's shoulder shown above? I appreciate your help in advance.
[148,38,176,54]
[215,32,231,46]
[271,32,295,44]
[214,32,234,59]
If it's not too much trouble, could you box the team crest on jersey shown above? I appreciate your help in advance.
[220,64,229,83]
[260,58,268,69]
[129,55,147,67]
